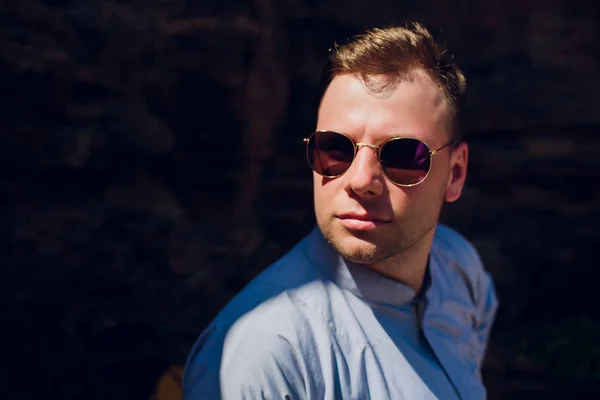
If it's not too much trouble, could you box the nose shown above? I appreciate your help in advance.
[344,145,385,197]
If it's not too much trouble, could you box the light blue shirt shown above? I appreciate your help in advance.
[184,224,498,399]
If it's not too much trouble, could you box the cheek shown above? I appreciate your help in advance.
[313,176,330,211]
[387,191,411,217]
[396,183,445,220]
[428,155,451,186]
[313,175,342,217]
[387,186,434,220]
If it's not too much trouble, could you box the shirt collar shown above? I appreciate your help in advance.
[302,227,418,307]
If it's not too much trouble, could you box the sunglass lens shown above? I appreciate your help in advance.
[380,138,431,185]
[307,131,355,177]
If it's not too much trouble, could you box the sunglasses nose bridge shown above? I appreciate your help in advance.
[355,142,382,161]
[355,142,381,151]
[349,142,385,176]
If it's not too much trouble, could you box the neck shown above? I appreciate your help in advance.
[365,230,435,292]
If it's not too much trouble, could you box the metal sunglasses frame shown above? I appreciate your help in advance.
[303,130,455,187]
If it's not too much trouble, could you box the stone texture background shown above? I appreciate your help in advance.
[1,0,599,398]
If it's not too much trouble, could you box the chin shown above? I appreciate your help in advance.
[340,240,386,264]
[325,226,388,264]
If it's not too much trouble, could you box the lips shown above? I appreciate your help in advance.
[337,213,387,222]
[336,212,390,231]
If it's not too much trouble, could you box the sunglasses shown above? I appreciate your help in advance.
[304,130,455,187]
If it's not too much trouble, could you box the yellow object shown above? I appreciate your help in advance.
[152,365,184,400]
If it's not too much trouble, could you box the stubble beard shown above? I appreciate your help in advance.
[319,217,433,265]
[318,199,443,266]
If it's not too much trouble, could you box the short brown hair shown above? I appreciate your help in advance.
[323,22,466,140]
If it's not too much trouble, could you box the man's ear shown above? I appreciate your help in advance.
[444,142,468,203]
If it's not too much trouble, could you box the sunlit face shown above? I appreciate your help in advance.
[313,71,468,265]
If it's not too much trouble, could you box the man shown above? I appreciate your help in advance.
[184,22,498,400]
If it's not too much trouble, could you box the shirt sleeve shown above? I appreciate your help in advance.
[456,230,499,367]
[183,322,307,400]
[465,249,499,372]
[475,270,499,358]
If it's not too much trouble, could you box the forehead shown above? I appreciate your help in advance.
[317,71,450,143]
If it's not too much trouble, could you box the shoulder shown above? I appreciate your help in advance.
[211,234,331,332]
[183,305,308,399]
[431,225,499,359]
[183,237,331,398]
[183,288,322,399]
[431,223,494,305]
[432,223,485,278]
[433,223,480,263]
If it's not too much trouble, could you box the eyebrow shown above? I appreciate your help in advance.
[321,129,429,144]
[380,133,405,141]
[369,132,424,143]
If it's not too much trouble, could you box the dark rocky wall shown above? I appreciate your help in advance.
[2,0,599,398]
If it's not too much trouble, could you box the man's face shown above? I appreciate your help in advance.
[313,71,468,265]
